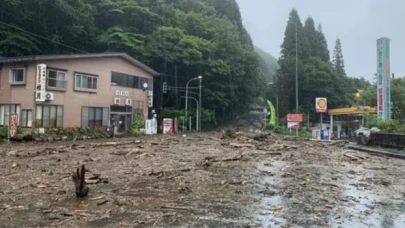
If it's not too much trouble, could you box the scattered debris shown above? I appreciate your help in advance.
[160,206,192,211]
[90,196,105,201]
[37,184,47,188]
[229,143,255,148]
[0,131,403,227]
[97,199,109,206]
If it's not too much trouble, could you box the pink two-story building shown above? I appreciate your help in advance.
[0,53,159,133]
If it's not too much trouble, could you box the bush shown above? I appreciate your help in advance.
[268,125,312,138]
[0,127,7,143]
[130,110,144,135]
[364,112,405,134]
[161,108,215,131]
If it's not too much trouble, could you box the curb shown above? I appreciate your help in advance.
[348,145,405,160]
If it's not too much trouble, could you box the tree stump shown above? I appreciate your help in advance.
[72,164,89,197]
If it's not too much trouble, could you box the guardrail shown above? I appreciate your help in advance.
[369,132,405,150]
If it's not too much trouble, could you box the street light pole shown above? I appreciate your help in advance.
[185,76,203,131]
[198,76,202,132]
[181,97,198,131]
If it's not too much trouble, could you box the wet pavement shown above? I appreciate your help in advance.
[1,132,405,227]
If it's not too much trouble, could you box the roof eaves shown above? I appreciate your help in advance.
[0,53,160,76]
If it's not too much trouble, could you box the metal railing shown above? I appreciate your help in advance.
[369,132,405,150]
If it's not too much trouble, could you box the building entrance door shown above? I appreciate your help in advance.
[110,106,133,134]
[110,114,132,133]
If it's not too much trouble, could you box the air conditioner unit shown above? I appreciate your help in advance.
[114,97,121,105]
[125,99,132,106]
[45,92,54,101]
[147,91,153,97]
[148,96,153,108]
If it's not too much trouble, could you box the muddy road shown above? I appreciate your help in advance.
[1,132,405,227]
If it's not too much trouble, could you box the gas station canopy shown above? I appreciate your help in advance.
[328,106,377,116]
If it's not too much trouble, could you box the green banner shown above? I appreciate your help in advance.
[267,100,276,126]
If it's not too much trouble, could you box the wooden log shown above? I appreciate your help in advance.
[72,165,89,198]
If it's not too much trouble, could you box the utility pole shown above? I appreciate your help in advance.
[295,21,299,113]
[198,76,202,132]
[174,64,179,107]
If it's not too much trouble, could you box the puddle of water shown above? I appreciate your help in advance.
[330,163,405,228]
[254,161,288,227]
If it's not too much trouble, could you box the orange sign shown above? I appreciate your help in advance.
[8,113,18,139]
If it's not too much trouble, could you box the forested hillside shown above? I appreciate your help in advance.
[0,2,375,126]
[255,46,279,83]
[0,0,263,124]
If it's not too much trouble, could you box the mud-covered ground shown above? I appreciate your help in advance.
[1,131,405,228]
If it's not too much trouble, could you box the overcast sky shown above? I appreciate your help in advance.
[236,0,405,81]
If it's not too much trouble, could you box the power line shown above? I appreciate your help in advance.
[0,20,88,54]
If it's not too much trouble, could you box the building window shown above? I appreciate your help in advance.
[35,105,63,128]
[21,110,33,128]
[82,107,109,127]
[75,73,98,92]
[47,69,66,90]
[111,72,152,90]
[0,104,21,126]
[9,68,25,84]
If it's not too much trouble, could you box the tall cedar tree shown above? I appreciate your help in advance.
[316,24,330,61]
[333,38,346,77]
[277,9,309,113]
[277,9,351,121]
[303,17,319,58]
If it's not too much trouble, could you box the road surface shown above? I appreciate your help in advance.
[0,132,404,227]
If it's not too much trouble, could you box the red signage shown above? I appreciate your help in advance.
[291,124,300,129]
[378,88,383,111]
[8,113,18,139]
[287,113,303,122]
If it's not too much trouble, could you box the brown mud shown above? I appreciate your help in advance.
[1,132,404,227]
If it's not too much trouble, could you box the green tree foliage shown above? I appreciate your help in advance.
[303,18,330,62]
[361,78,405,120]
[303,17,318,58]
[332,38,346,77]
[280,9,309,59]
[0,0,261,123]
[316,24,330,62]
[0,0,96,55]
[276,9,358,122]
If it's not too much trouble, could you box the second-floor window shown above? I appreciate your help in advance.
[47,69,66,90]
[111,72,152,90]
[75,73,98,92]
[9,68,25,84]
